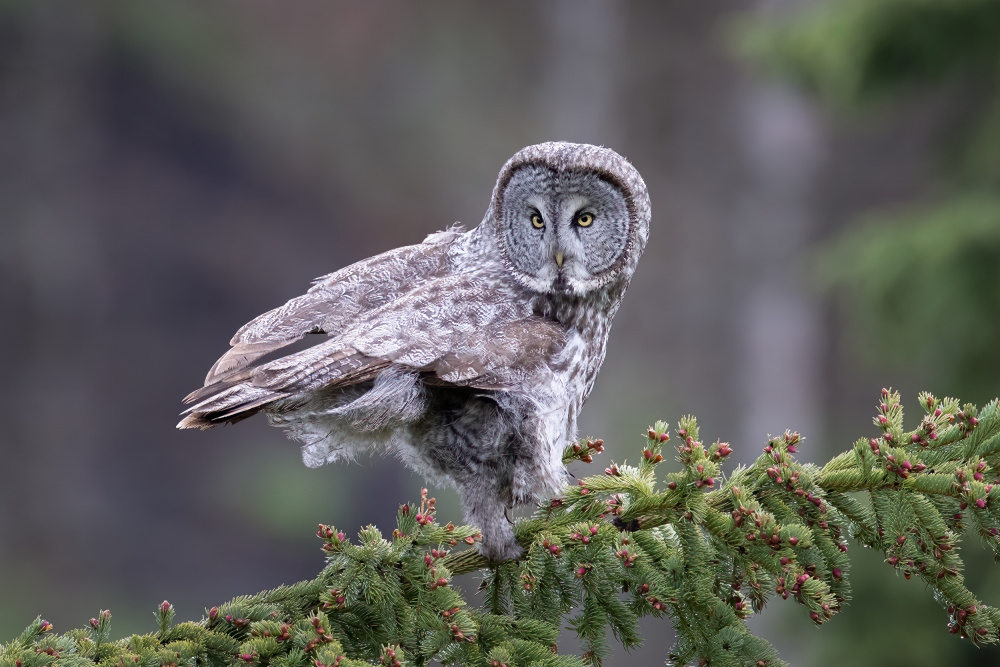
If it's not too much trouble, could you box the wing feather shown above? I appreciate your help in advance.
[179,231,566,430]
[203,233,456,384]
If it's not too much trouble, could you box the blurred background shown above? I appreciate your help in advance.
[2,0,999,665]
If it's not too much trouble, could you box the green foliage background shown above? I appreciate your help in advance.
[740,0,1000,664]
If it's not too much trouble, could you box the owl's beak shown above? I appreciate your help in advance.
[554,252,564,268]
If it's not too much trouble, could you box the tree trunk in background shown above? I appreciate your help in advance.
[734,75,824,457]
[734,3,825,662]
[536,0,625,147]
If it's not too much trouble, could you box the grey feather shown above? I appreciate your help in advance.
[179,142,650,561]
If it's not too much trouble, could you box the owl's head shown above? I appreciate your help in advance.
[489,142,650,296]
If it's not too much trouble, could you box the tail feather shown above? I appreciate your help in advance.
[177,383,284,429]
[179,342,389,431]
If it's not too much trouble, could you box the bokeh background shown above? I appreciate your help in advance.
[2,1,999,665]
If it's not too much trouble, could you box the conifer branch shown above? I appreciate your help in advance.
[4,390,1000,666]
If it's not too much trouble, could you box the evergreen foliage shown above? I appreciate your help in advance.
[735,0,1000,106]
[814,197,1000,401]
[736,0,1000,404]
[5,391,1000,666]
[734,5,1000,661]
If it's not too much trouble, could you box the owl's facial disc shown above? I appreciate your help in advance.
[499,165,631,295]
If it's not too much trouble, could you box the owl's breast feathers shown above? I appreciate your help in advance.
[179,228,574,429]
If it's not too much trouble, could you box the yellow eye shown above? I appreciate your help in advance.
[531,213,544,229]
[576,213,594,227]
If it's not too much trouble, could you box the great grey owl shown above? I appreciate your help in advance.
[179,142,650,561]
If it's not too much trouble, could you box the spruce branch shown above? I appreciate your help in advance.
[5,391,1000,666]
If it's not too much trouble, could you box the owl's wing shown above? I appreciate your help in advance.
[345,274,565,390]
[201,231,458,385]
[178,273,565,428]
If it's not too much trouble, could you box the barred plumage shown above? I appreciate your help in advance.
[179,142,650,560]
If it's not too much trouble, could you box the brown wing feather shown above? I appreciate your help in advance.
[203,237,455,385]
[179,347,390,429]
[179,241,567,431]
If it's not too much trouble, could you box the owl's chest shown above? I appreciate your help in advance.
[550,313,611,407]
[526,289,618,410]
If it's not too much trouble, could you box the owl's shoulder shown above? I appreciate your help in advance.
[307,224,465,294]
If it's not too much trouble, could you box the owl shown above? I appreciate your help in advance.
[179,142,650,561]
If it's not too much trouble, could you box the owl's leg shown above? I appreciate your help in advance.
[409,389,527,561]
[457,476,522,562]
[509,411,569,508]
